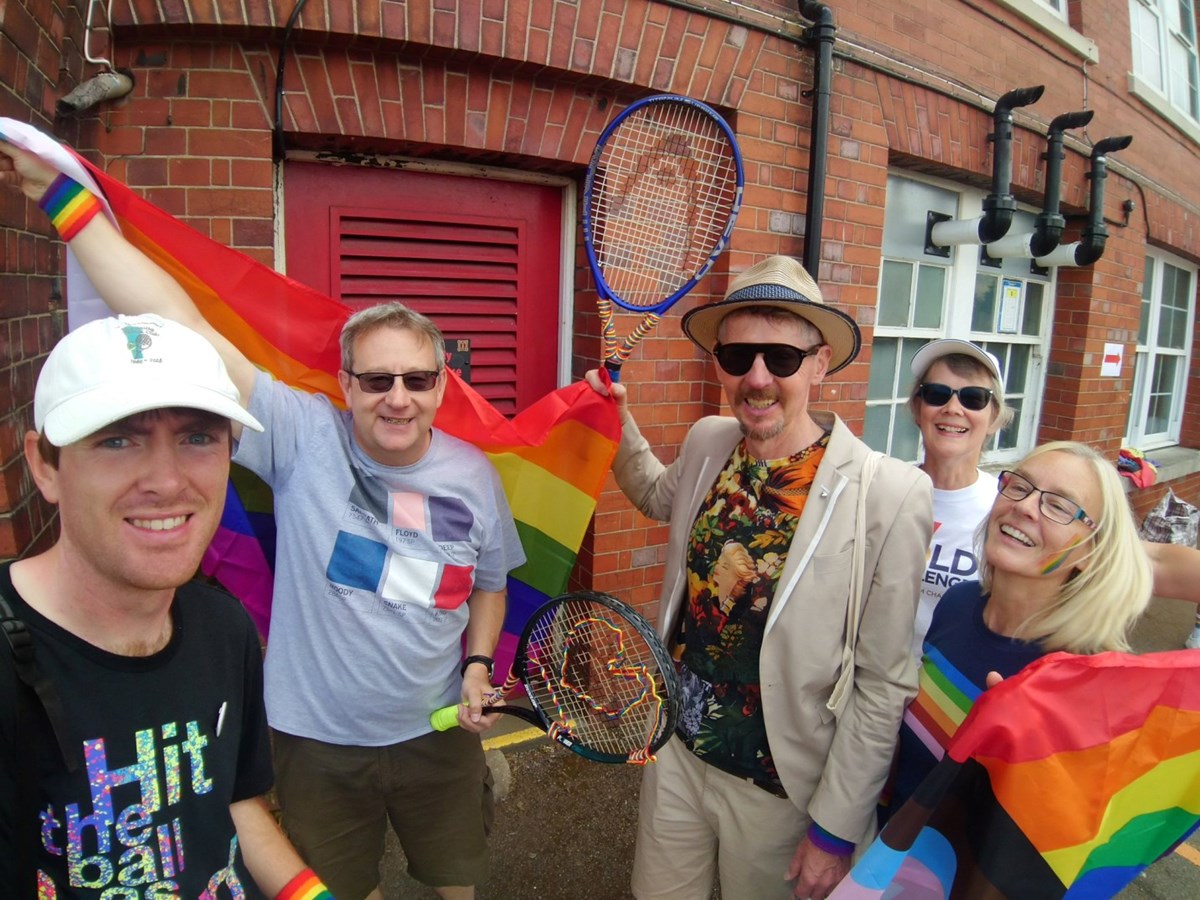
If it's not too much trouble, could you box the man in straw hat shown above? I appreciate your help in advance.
[587,256,932,900]
[0,314,332,897]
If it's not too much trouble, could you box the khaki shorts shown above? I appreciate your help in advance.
[273,727,493,898]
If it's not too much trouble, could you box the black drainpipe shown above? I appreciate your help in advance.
[1029,110,1094,258]
[799,2,835,278]
[273,0,312,162]
[1074,135,1134,265]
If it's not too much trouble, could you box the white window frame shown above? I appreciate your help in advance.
[996,0,1097,60]
[866,173,1054,467]
[1129,0,1200,127]
[1125,249,1197,449]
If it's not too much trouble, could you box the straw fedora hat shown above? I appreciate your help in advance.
[681,256,861,374]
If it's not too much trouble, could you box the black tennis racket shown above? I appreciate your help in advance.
[431,591,679,765]
[583,93,743,380]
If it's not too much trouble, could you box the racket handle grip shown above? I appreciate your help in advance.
[429,704,462,732]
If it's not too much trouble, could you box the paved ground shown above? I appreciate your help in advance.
[376,593,1200,899]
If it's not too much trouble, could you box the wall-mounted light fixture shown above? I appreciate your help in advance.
[56,1,134,116]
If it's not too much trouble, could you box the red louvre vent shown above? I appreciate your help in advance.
[285,161,562,415]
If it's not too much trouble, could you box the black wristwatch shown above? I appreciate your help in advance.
[461,654,494,678]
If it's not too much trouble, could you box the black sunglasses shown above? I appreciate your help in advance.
[916,382,994,412]
[346,370,441,393]
[713,342,822,378]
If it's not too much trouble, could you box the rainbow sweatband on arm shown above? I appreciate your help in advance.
[275,868,334,899]
[38,173,103,242]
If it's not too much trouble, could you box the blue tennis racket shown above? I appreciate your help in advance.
[583,94,744,379]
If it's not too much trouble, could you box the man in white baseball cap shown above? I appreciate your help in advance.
[1,314,330,896]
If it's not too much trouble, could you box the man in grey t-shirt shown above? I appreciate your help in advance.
[2,142,525,900]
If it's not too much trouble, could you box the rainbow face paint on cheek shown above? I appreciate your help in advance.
[1039,534,1088,575]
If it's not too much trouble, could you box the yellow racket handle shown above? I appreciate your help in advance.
[429,704,462,731]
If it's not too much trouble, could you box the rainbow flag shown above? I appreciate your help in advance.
[832,650,1200,899]
[1,119,621,672]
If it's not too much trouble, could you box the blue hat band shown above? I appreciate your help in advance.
[724,284,819,305]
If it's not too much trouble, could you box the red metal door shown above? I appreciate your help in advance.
[284,161,562,415]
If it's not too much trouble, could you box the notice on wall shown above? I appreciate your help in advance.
[998,278,1021,334]
[1101,342,1123,377]
[446,338,472,383]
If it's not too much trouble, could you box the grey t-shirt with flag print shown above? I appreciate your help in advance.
[234,372,525,746]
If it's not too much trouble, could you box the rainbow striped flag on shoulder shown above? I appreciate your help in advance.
[833,650,1200,899]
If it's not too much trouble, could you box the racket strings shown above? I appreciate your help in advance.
[591,103,739,309]
[524,599,671,763]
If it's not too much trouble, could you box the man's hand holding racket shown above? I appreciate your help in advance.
[457,661,504,733]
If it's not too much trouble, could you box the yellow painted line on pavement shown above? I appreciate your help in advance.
[1176,841,1200,867]
[483,727,543,752]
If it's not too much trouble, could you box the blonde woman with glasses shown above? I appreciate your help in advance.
[883,440,1153,819]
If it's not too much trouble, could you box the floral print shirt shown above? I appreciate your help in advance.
[675,433,828,788]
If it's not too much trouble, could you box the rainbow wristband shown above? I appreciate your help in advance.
[38,173,103,242]
[275,868,334,900]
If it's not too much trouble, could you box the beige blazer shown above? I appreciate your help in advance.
[614,411,933,842]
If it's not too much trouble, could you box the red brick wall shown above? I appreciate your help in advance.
[4,1,1200,613]
[0,0,92,560]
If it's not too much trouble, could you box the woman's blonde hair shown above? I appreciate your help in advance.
[977,440,1151,653]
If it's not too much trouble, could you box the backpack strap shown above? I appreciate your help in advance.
[0,595,78,773]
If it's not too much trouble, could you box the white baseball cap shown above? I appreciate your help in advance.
[34,314,264,447]
[910,338,1002,382]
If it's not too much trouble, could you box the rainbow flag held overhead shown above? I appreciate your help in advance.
[832,650,1200,899]
[1,118,621,673]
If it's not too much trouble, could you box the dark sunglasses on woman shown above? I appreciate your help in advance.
[346,370,441,393]
[713,342,822,378]
[916,382,993,412]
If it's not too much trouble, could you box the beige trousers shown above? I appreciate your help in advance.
[631,737,809,900]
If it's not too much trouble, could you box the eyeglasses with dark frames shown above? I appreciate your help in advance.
[345,370,442,393]
[916,382,994,412]
[997,470,1097,529]
[712,342,823,378]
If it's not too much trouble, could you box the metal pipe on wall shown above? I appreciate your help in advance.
[799,2,835,279]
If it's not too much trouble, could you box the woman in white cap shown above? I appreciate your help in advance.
[907,339,1200,656]
[906,339,1012,656]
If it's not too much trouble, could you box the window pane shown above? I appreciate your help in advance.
[864,404,893,452]
[1139,256,1154,344]
[1127,351,1149,439]
[995,397,1023,451]
[879,260,914,327]
[900,337,923,379]
[1006,343,1031,394]
[914,264,946,328]
[972,274,997,332]
[1148,355,1180,433]
[1022,282,1044,336]
[869,338,899,400]
[893,413,921,462]
[1158,262,1193,349]
[1132,4,1165,91]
